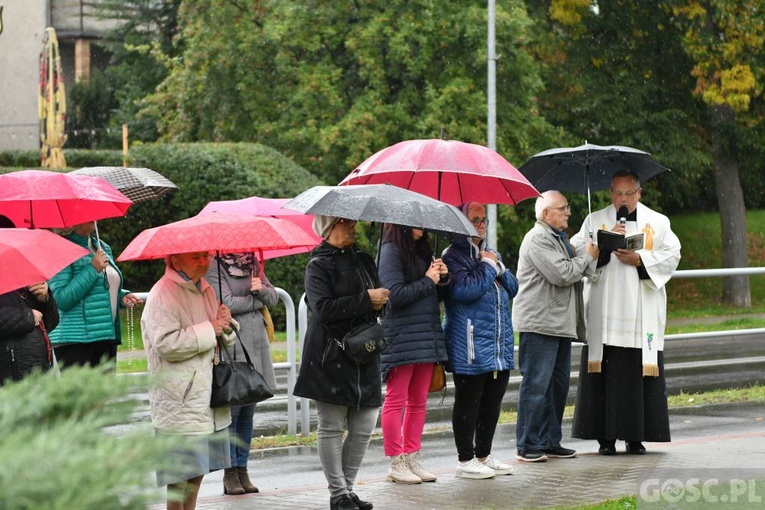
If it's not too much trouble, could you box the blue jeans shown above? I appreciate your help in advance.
[229,404,256,467]
[515,332,571,453]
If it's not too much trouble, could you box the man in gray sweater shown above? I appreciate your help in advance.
[512,191,599,462]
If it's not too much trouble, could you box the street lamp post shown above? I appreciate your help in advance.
[487,0,498,248]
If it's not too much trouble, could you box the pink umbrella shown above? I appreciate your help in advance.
[0,228,89,295]
[0,170,132,229]
[117,213,318,263]
[340,138,539,206]
[198,197,320,261]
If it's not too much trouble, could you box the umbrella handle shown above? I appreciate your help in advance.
[215,251,223,304]
[93,220,101,250]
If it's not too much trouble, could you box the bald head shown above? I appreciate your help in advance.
[535,191,565,220]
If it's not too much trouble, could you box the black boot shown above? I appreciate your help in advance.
[349,491,373,510]
[330,493,359,510]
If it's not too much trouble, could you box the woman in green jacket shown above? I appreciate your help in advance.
[48,221,142,368]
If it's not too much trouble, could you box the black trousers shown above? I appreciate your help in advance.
[451,370,510,462]
[54,340,118,369]
[572,345,670,442]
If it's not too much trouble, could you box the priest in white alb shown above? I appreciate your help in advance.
[570,171,681,456]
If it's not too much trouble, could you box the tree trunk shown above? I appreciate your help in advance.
[711,107,750,307]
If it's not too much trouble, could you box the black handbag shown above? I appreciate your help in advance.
[335,318,387,365]
[211,330,274,407]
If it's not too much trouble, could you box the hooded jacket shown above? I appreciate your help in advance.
[441,237,518,375]
[293,241,383,408]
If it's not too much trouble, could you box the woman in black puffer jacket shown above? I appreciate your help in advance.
[294,214,389,510]
[0,286,59,385]
[377,224,448,484]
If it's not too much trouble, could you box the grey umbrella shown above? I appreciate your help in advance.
[518,143,670,217]
[70,166,178,204]
[283,184,478,238]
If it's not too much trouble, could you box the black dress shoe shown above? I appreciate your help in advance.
[598,440,616,456]
[330,494,359,510]
[626,441,646,454]
[349,492,373,510]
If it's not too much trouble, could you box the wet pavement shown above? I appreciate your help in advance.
[147,402,765,509]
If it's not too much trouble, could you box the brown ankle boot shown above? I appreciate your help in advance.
[237,466,259,493]
[223,467,245,495]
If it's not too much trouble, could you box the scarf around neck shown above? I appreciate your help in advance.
[218,252,255,278]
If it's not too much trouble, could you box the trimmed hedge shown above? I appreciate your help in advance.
[0,149,124,169]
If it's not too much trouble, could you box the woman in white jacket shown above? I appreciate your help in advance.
[142,251,238,510]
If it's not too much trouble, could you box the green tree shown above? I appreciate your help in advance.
[142,0,558,187]
[137,0,558,262]
[95,0,182,144]
[530,0,763,306]
[0,366,183,509]
[670,0,764,306]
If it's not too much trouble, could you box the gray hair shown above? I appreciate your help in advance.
[534,190,564,220]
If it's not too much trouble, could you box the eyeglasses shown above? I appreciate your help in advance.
[610,187,641,197]
[470,217,489,226]
[549,204,571,212]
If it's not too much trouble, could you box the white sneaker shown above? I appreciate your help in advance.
[405,451,437,482]
[479,455,514,475]
[455,458,496,479]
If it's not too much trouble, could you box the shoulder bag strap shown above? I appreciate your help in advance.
[216,329,255,367]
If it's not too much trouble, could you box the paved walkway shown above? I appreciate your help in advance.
[147,403,765,509]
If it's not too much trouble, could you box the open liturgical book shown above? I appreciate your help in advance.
[596,229,645,252]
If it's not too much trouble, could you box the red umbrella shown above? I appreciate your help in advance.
[117,213,318,262]
[198,197,320,260]
[0,228,89,295]
[0,170,133,229]
[340,138,540,206]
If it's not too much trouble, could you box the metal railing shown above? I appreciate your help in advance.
[132,266,765,436]
[665,267,765,342]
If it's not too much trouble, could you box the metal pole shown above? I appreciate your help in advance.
[487,0,498,248]
[276,288,298,435]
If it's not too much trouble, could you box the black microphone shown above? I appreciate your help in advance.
[618,206,629,225]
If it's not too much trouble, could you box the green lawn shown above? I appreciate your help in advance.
[666,209,765,316]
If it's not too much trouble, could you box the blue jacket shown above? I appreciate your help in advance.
[378,242,448,381]
[441,238,518,375]
[48,233,126,345]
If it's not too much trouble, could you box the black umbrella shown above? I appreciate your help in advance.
[283,184,478,239]
[518,143,670,217]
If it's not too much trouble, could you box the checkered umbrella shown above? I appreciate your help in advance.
[70,166,178,204]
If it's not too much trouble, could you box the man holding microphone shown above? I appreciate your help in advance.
[570,171,681,456]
